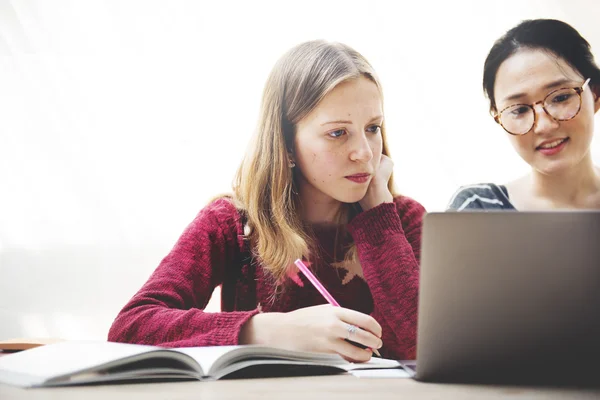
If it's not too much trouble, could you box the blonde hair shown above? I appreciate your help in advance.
[233,40,396,282]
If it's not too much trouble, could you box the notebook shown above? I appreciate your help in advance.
[0,341,401,387]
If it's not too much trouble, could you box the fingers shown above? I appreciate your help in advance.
[329,337,373,363]
[334,307,382,338]
[282,305,383,362]
[380,153,393,166]
[379,154,394,174]
[337,320,382,352]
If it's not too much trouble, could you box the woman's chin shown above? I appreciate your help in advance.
[533,159,575,176]
[336,192,368,205]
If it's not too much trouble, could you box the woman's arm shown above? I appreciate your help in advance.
[348,197,425,359]
[107,199,260,347]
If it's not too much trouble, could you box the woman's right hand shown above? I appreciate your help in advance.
[239,304,383,362]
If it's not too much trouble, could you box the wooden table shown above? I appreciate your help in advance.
[2,375,600,400]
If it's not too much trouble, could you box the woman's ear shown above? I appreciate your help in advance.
[593,85,600,113]
[287,152,296,169]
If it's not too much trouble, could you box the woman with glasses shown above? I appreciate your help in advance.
[448,19,600,211]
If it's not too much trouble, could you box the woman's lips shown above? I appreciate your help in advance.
[536,137,569,156]
[345,173,371,183]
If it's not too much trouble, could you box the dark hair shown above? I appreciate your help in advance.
[483,19,600,113]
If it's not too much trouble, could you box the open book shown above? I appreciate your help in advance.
[0,341,402,387]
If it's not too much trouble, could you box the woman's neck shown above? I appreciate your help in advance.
[299,198,344,225]
[530,154,600,209]
[297,188,344,225]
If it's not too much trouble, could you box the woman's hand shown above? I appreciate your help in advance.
[240,305,383,362]
[359,154,394,211]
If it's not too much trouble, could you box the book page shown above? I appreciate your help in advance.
[174,345,398,377]
[338,357,401,371]
[174,345,346,376]
[0,341,159,387]
[174,346,242,376]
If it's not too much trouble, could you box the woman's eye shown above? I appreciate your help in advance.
[551,93,573,103]
[509,106,530,117]
[328,129,346,138]
[367,125,381,134]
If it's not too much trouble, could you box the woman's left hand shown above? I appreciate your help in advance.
[359,154,394,211]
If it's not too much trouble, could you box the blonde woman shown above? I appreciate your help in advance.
[108,41,425,362]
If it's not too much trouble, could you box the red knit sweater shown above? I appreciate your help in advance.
[108,196,425,360]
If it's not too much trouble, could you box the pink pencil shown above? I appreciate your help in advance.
[294,259,381,357]
[294,259,341,306]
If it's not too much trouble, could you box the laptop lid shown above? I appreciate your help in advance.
[415,211,600,385]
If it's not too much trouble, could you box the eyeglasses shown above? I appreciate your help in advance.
[494,78,591,136]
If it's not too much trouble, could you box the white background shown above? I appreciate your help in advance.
[1,0,599,340]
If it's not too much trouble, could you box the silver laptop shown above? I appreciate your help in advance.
[413,211,600,385]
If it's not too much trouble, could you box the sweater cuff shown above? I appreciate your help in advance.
[186,309,261,346]
[234,309,262,345]
[211,309,262,345]
[348,202,404,246]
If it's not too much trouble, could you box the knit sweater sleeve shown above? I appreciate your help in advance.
[107,198,259,347]
[347,197,425,360]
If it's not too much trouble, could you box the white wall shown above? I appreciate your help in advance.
[1,0,599,340]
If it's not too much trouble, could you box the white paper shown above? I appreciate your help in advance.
[350,368,411,378]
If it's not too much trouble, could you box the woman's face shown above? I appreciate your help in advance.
[494,48,600,175]
[293,76,384,206]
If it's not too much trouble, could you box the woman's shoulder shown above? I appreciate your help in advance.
[446,183,512,211]
[193,195,237,218]
[187,195,246,237]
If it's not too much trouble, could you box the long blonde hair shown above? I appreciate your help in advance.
[233,40,396,282]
